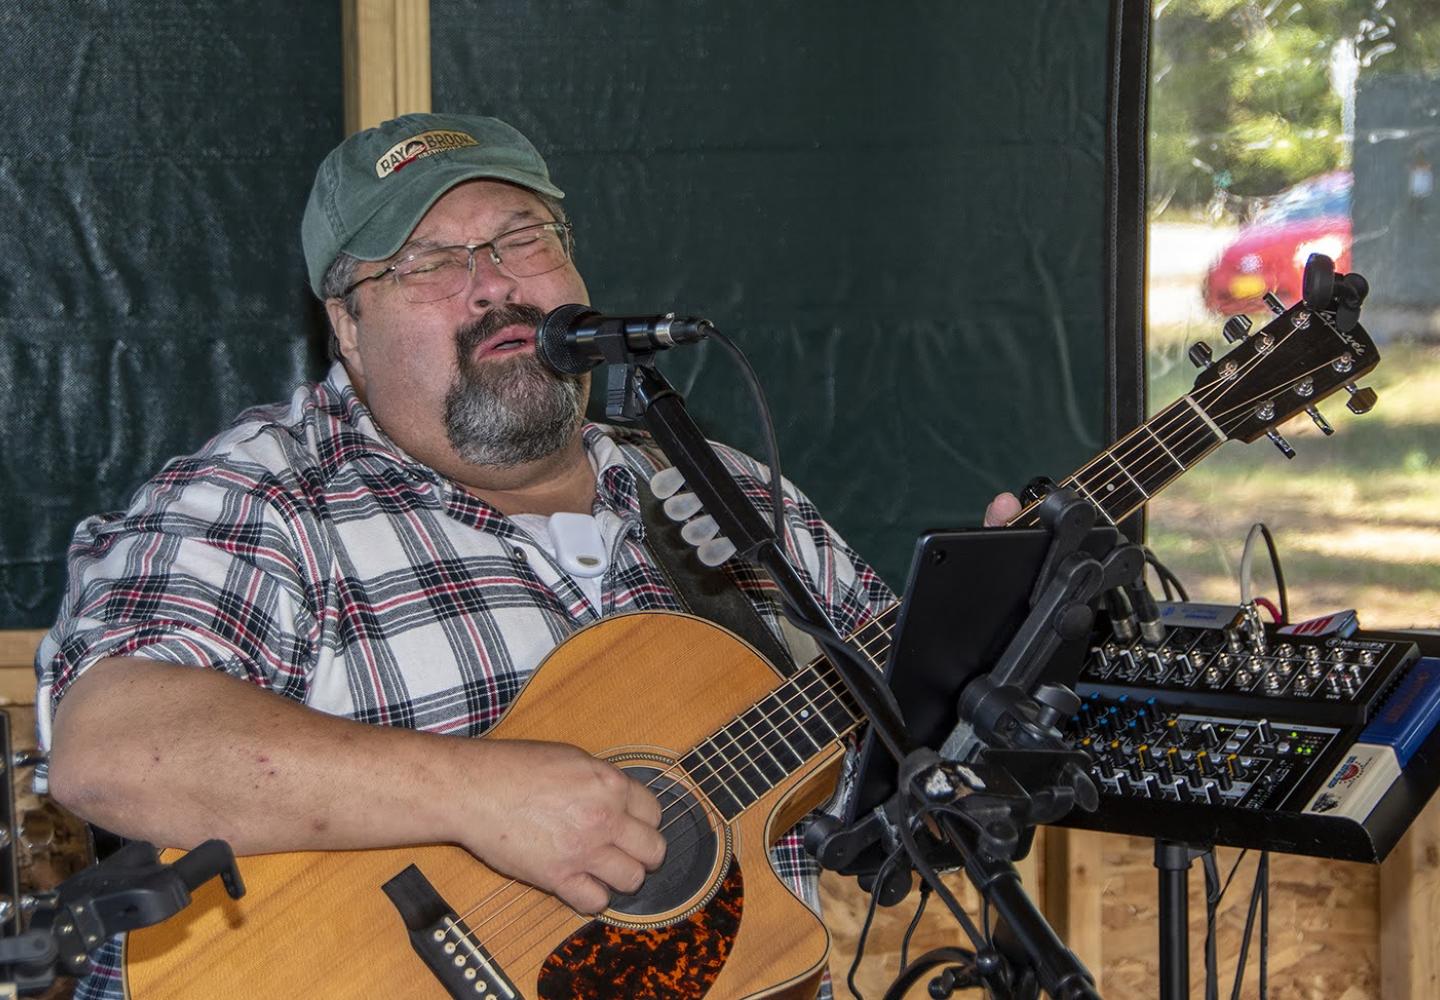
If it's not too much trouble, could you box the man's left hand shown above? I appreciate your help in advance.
[984,492,1021,527]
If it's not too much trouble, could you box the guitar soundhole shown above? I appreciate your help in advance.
[608,764,725,920]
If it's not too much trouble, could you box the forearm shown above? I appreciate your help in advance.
[48,657,467,856]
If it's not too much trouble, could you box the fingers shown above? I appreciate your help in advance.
[614,812,667,872]
[984,491,1022,527]
[624,774,663,827]
[553,871,613,915]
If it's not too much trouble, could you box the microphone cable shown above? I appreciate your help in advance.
[704,328,789,552]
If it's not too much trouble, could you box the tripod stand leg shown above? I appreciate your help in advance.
[1155,839,1196,1000]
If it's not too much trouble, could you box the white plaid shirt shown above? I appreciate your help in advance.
[38,362,894,999]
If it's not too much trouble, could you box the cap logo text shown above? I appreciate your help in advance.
[374,130,479,178]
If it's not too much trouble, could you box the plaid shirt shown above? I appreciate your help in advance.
[38,362,894,999]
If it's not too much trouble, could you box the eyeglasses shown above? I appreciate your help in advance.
[344,221,575,303]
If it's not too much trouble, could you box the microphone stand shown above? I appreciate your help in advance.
[608,358,1100,999]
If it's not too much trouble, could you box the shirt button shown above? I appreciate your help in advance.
[512,546,526,559]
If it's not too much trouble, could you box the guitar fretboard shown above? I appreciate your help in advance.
[1012,396,1225,528]
[677,392,1232,819]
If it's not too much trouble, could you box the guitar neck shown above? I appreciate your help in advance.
[1009,395,1228,528]
[685,390,1235,814]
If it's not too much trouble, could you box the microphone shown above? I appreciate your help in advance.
[536,304,711,375]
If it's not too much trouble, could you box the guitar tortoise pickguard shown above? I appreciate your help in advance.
[536,859,744,999]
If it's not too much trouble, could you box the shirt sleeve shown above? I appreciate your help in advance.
[35,453,320,777]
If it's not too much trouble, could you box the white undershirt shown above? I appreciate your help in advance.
[509,508,629,612]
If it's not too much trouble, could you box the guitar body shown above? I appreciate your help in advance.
[124,612,844,999]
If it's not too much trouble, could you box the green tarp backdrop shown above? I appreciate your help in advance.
[1,0,1138,629]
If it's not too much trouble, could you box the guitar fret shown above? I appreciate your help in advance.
[738,703,799,776]
[1143,424,1187,473]
[710,726,767,805]
[1104,452,1149,497]
[682,744,743,819]
[1063,475,1119,525]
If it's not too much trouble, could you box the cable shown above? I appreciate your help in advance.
[900,881,932,970]
[1238,523,1289,624]
[847,846,905,1000]
[707,329,787,549]
[1259,852,1270,999]
[1202,849,1220,1000]
[1228,853,1265,1000]
[1144,546,1190,601]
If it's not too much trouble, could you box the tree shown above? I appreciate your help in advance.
[1150,0,1440,215]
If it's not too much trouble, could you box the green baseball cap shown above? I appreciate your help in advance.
[301,112,565,297]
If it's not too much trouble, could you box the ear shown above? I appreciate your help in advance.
[324,298,365,380]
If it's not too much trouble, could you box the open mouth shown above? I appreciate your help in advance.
[476,324,535,359]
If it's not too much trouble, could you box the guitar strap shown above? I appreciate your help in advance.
[636,477,803,679]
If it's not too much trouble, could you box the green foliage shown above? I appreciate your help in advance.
[1151,0,1440,213]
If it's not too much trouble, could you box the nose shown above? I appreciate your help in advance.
[464,248,519,311]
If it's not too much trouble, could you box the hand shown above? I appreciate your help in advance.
[462,740,667,914]
[984,492,1022,526]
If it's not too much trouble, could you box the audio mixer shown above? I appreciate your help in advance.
[1054,611,1440,861]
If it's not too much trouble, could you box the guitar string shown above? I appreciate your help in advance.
[1014,314,1347,524]
[453,638,880,973]
[441,341,1339,974]
[481,655,878,979]
[1053,349,1356,527]
[461,348,1350,975]
[440,317,1348,972]
[448,626,878,947]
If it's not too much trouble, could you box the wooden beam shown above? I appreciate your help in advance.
[0,631,43,706]
[342,0,431,135]
[1380,793,1440,1000]
[1044,828,1105,992]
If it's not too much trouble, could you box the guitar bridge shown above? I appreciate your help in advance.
[381,864,521,1000]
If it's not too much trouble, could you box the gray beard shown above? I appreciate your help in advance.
[443,310,586,468]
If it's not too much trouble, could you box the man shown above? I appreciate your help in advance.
[39,112,1020,998]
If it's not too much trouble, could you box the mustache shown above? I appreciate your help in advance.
[455,303,548,357]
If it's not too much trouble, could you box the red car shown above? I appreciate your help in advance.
[1202,171,1352,315]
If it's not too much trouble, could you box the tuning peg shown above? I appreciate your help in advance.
[1345,384,1378,415]
[1222,316,1252,343]
[1263,292,1286,315]
[1304,405,1334,435]
[1266,429,1296,459]
[1188,341,1214,369]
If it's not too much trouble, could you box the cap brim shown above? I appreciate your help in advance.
[344,162,566,263]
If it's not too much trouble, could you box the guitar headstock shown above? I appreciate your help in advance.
[1188,291,1380,448]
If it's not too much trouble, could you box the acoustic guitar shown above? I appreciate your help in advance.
[124,293,1379,998]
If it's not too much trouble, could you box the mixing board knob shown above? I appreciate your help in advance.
[1205,666,1224,686]
[1276,643,1296,659]
[1195,750,1216,776]
[1219,653,1237,669]
[1199,723,1220,748]
[1141,773,1161,798]
[1107,740,1125,765]
[1304,646,1321,662]
[1235,669,1254,687]
[1177,653,1198,678]
[1263,671,1284,693]
[1307,661,1325,679]
[1226,753,1247,780]
[1360,649,1376,667]
[1295,674,1312,692]
[1127,759,1144,783]
[1163,719,1181,745]
[1202,782,1223,805]
[1157,757,1175,784]
[1096,758,1116,781]
[1216,769,1234,792]
[1332,649,1349,664]
[1256,719,1274,744]
[1136,744,1154,770]
[1275,659,1293,675]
